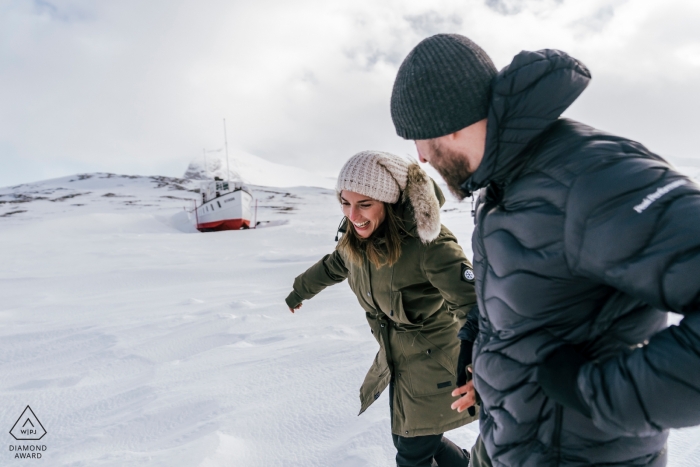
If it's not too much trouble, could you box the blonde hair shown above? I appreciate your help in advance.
[338,202,404,269]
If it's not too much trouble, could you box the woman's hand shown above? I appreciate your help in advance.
[289,303,302,313]
[451,367,477,414]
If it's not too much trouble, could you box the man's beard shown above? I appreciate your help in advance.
[428,140,473,199]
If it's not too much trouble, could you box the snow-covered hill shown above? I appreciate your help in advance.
[183,148,335,189]
[0,173,327,232]
[0,173,197,221]
[1,173,699,466]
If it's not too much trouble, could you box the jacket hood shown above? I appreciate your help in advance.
[401,164,443,243]
[399,174,444,242]
[462,49,591,194]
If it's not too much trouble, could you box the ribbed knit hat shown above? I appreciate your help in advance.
[391,34,497,140]
[336,150,441,243]
[336,151,409,204]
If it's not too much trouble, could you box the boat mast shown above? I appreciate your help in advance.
[202,148,207,179]
[223,118,230,183]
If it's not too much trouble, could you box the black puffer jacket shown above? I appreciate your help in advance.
[465,49,700,466]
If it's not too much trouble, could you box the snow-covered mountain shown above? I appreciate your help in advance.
[183,148,335,189]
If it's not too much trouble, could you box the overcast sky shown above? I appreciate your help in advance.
[2,0,700,187]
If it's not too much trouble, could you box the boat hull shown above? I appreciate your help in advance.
[193,188,253,232]
[197,218,251,232]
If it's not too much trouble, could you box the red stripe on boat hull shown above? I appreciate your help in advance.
[197,218,250,232]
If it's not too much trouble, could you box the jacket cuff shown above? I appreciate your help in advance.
[455,316,468,337]
[457,305,480,341]
[285,290,304,308]
[537,344,591,417]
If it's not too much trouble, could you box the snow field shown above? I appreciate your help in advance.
[0,173,697,466]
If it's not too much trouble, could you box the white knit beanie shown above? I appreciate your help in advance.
[336,151,409,203]
[336,150,441,243]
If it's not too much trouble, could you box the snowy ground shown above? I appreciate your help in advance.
[1,172,699,466]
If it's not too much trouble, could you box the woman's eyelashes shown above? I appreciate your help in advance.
[341,202,372,209]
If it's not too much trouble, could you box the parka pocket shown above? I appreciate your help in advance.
[403,333,456,397]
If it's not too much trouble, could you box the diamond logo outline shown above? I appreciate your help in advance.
[10,406,47,441]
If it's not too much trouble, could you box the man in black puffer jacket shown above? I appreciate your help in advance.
[390,34,700,466]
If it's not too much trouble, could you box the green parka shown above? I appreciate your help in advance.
[285,183,478,437]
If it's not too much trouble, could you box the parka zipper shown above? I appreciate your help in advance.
[367,256,394,376]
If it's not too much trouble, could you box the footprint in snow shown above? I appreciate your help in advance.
[180,298,205,305]
[230,299,256,309]
[228,341,255,348]
[218,313,238,320]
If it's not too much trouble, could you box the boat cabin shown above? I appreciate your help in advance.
[201,177,247,203]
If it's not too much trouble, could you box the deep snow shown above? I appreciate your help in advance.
[0,172,699,466]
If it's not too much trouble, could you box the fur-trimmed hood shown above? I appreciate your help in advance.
[400,163,443,243]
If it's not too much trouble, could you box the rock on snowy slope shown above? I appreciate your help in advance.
[183,148,335,189]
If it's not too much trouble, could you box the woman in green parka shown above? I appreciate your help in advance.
[285,150,479,467]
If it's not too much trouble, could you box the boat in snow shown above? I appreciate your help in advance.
[193,178,254,231]
[189,118,257,232]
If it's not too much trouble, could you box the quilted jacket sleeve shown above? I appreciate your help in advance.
[285,249,349,308]
[422,227,478,331]
[565,153,700,435]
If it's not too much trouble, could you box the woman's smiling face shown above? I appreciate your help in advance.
[340,190,387,238]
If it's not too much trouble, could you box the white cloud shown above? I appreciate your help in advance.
[1,0,699,187]
[676,43,700,68]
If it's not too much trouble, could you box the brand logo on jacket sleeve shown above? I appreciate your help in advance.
[461,263,475,283]
[633,180,687,213]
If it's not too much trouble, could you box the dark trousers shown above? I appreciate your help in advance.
[468,436,492,467]
[390,382,470,467]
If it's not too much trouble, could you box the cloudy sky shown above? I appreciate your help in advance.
[2,0,700,187]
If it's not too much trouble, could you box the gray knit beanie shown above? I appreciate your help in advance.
[391,34,497,140]
[336,150,441,243]
[336,151,409,204]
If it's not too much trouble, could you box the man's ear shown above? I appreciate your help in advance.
[445,131,460,142]
[438,132,461,149]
